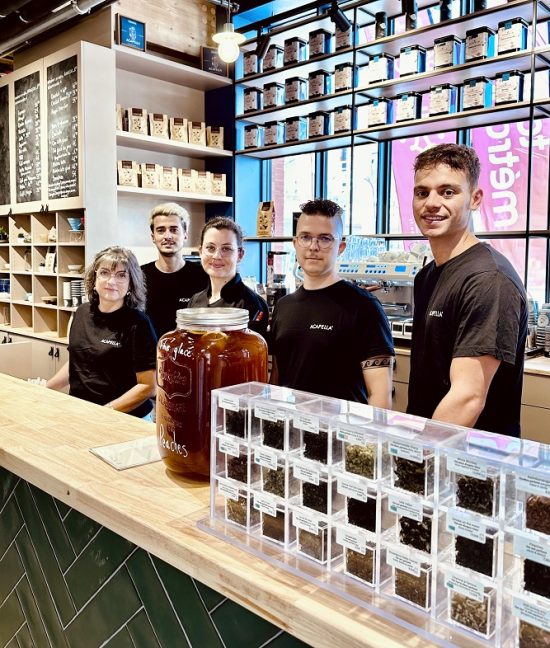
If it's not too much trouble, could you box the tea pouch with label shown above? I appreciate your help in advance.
[256,201,275,237]
[170,117,188,142]
[128,108,148,135]
[149,113,169,138]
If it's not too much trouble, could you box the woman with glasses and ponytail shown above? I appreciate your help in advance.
[189,217,269,338]
[47,246,157,419]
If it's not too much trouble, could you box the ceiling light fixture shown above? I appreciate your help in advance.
[212,0,245,64]
[328,1,351,32]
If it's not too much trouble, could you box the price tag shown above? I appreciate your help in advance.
[445,571,485,603]
[387,546,421,577]
[336,424,371,445]
[218,436,240,458]
[254,447,278,470]
[254,493,277,517]
[447,454,487,480]
[218,480,239,501]
[389,439,423,463]
[446,508,486,543]
[219,394,240,412]
[514,533,550,567]
[513,594,550,632]
[293,413,319,433]
[388,493,423,522]
[292,508,319,534]
[337,475,369,502]
[517,472,550,497]
[336,525,367,554]
[293,461,320,485]
[254,402,282,422]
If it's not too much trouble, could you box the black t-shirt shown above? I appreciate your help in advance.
[141,260,208,337]
[407,243,527,437]
[270,280,394,402]
[188,273,269,338]
[68,303,157,417]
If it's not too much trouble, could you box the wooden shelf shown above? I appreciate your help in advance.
[116,131,233,158]
[117,186,233,203]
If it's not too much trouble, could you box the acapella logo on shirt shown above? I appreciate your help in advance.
[310,324,334,330]
[101,338,122,347]
[429,310,443,318]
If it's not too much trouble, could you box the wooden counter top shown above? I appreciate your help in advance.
[0,374,441,648]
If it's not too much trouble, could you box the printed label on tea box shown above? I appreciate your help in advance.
[514,533,550,567]
[388,493,423,522]
[293,413,319,433]
[219,436,240,458]
[447,455,488,480]
[445,571,484,602]
[387,546,421,577]
[219,480,239,501]
[254,402,283,422]
[219,393,240,412]
[336,525,367,554]
[513,595,550,632]
[337,424,372,445]
[389,439,423,463]
[254,447,278,470]
[337,474,369,502]
[447,508,486,543]
[293,461,320,485]
[254,493,277,517]
[516,472,550,497]
[293,508,319,534]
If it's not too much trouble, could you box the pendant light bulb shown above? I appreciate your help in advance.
[213,22,245,63]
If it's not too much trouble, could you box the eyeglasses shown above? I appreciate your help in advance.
[202,244,238,257]
[96,268,129,283]
[295,233,338,249]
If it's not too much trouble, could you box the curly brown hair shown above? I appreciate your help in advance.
[84,246,146,311]
[414,144,480,190]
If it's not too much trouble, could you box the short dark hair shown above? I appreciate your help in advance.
[414,144,480,189]
[200,217,244,247]
[299,199,344,237]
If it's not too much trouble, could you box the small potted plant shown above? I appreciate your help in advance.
[0,226,7,242]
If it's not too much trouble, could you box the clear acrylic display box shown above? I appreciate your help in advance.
[293,397,346,465]
[214,435,260,486]
[508,589,550,648]
[332,472,392,536]
[292,506,337,565]
[333,524,389,588]
[292,459,343,515]
[216,478,260,531]
[252,492,296,548]
[255,446,299,500]
[509,528,550,601]
[214,382,271,441]
[332,411,391,482]
[384,543,433,611]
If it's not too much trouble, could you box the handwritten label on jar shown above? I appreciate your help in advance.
[445,571,484,603]
[254,447,278,470]
[255,402,283,422]
[389,439,423,463]
[388,493,423,522]
[337,474,369,502]
[293,508,319,534]
[219,393,240,412]
[514,533,550,567]
[219,436,240,458]
[387,546,421,577]
[336,424,371,445]
[293,413,319,433]
[293,461,320,485]
[218,479,239,501]
[254,493,277,517]
[516,473,550,497]
[512,594,550,632]
[447,454,488,480]
[447,508,486,543]
[336,525,367,554]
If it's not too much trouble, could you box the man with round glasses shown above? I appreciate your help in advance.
[141,203,208,337]
[270,199,394,406]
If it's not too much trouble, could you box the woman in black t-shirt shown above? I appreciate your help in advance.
[47,246,157,418]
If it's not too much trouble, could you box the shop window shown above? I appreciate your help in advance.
[327,147,351,230]
[350,143,379,234]
[526,238,548,306]
[271,153,315,235]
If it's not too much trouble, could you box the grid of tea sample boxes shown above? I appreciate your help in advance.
[210,382,550,648]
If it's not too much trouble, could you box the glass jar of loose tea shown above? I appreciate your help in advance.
[156,308,268,479]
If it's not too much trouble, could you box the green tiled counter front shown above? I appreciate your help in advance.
[0,467,308,648]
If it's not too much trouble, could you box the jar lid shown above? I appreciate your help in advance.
[176,307,249,327]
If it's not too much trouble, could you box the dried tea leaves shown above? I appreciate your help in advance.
[456,475,496,517]
[455,536,494,577]
[450,592,492,635]
[347,497,376,532]
[346,548,374,584]
[399,516,432,553]
[345,444,376,480]
[395,568,430,609]
[526,495,550,536]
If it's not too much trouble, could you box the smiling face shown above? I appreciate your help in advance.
[151,214,186,258]
[412,164,483,244]
[293,213,346,285]
[200,227,243,282]
[94,262,129,311]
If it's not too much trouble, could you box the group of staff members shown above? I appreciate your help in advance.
[48,143,528,438]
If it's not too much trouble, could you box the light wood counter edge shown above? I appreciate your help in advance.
[0,374,436,648]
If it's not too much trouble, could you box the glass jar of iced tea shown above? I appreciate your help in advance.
[156,307,268,479]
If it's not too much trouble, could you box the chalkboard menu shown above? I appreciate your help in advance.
[47,55,79,200]
[14,71,41,203]
[0,85,9,205]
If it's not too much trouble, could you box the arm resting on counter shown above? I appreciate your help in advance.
[431,355,501,428]
[362,356,394,409]
[108,368,156,413]
[46,360,70,391]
